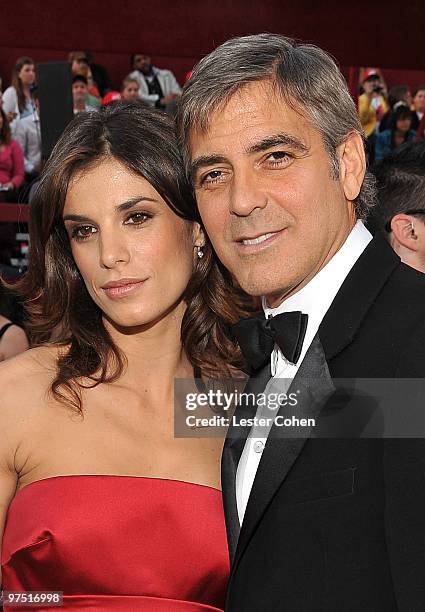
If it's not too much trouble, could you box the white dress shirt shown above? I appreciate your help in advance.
[128,67,182,107]
[236,221,373,524]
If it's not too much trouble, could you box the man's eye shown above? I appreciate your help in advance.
[266,151,293,165]
[124,212,151,225]
[71,225,96,241]
[200,170,226,187]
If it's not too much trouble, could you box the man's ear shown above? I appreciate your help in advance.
[390,214,419,251]
[192,222,206,248]
[338,132,366,201]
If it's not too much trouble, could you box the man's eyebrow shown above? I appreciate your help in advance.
[246,133,309,155]
[190,154,229,177]
[63,196,157,222]
[190,134,309,177]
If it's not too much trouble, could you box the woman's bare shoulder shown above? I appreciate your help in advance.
[0,344,63,404]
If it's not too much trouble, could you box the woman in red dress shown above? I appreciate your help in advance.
[0,103,248,610]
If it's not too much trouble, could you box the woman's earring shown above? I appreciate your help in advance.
[197,246,204,259]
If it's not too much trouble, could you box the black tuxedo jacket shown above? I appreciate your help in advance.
[222,233,425,611]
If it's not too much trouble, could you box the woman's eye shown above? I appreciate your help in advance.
[71,225,96,241]
[124,212,151,225]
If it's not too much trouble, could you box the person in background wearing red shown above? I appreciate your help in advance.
[101,91,122,106]
[0,108,24,202]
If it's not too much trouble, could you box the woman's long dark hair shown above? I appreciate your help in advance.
[0,108,11,145]
[12,56,34,113]
[389,104,413,149]
[16,102,250,412]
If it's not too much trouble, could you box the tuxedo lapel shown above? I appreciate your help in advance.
[221,362,270,563]
[232,335,335,574]
[320,231,399,361]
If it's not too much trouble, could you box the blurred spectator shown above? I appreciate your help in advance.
[358,68,389,135]
[416,113,425,140]
[370,141,425,273]
[375,105,416,161]
[411,86,425,131]
[14,91,42,178]
[72,76,98,114]
[121,77,140,102]
[2,57,37,133]
[0,108,24,201]
[70,57,101,108]
[102,91,122,106]
[128,53,181,115]
[69,50,111,97]
[358,68,389,163]
[379,86,412,132]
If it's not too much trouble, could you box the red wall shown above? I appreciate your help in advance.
[1,0,424,92]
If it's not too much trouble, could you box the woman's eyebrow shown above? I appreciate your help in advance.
[63,213,93,223]
[115,196,158,213]
[63,197,158,222]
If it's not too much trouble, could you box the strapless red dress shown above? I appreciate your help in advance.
[1,475,230,610]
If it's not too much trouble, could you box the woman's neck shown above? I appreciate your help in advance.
[104,300,193,388]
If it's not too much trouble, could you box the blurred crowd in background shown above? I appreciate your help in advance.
[1,51,425,360]
[0,51,185,203]
[1,53,424,203]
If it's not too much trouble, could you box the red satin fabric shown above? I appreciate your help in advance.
[1,475,230,610]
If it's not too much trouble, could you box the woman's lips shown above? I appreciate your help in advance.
[102,280,146,299]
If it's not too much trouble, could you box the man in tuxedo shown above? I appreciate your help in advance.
[177,34,425,610]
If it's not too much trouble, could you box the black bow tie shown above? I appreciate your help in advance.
[231,311,308,371]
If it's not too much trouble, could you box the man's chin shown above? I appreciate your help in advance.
[237,277,290,300]
[234,271,301,305]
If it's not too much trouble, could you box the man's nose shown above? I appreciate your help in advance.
[229,171,267,217]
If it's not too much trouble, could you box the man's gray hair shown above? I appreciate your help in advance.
[177,33,376,218]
